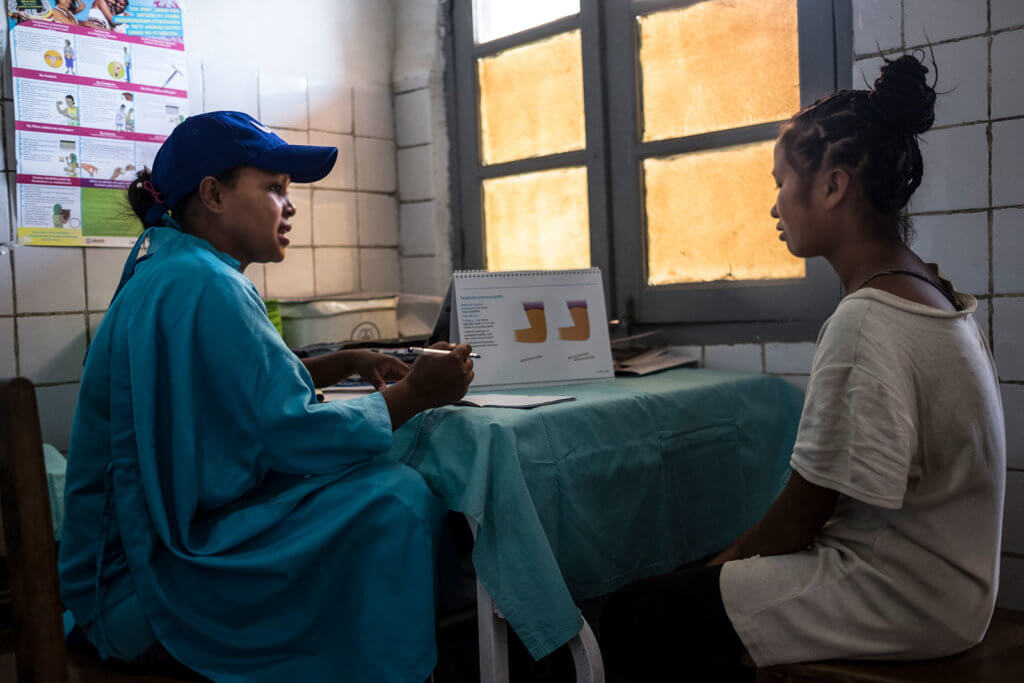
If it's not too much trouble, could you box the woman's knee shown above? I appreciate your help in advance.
[368,464,443,531]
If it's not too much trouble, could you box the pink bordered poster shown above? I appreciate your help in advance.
[7,1,187,247]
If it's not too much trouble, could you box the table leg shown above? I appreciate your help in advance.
[476,578,509,683]
[474,578,605,683]
[568,619,605,683]
[466,514,605,683]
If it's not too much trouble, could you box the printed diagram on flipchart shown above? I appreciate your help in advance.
[450,269,613,389]
[513,300,591,344]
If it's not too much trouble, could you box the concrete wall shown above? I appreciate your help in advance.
[0,0,401,449]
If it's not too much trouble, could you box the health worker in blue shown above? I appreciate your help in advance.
[59,111,475,682]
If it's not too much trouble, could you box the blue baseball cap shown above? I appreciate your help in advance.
[145,111,337,225]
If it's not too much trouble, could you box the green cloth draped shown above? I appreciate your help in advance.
[387,369,803,658]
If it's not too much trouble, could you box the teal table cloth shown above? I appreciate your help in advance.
[385,369,804,659]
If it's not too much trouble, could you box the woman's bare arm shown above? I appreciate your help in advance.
[708,470,838,565]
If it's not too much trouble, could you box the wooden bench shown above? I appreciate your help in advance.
[0,377,206,682]
[752,607,1024,682]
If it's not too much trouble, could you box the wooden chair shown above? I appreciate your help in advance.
[751,607,1024,682]
[0,377,206,682]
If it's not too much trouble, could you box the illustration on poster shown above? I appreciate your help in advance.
[9,0,187,247]
[9,0,85,27]
[64,39,76,73]
[52,203,71,228]
[84,0,129,33]
[8,0,133,33]
[43,49,62,69]
[55,95,80,125]
[61,152,79,176]
[108,60,125,80]
[109,164,135,181]
[163,64,183,88]
[165,104,181,127]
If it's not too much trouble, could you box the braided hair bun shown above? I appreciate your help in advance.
[778,52,939,244]
[868,54,937,137]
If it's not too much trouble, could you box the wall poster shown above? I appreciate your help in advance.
[7,0,187,247]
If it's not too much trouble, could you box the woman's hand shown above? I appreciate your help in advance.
[349,350,409,391]
[380,343,475,429]
[301,348,407,389]
[707,545,741,567]
[404,343,475,408]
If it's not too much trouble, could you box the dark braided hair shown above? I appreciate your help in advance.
[778,53,937,244]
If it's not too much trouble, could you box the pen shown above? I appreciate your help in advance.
[377,347,481,359]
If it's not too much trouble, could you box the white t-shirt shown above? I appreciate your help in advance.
[720,285,1006,667]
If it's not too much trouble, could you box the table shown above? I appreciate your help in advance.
[384,369,804,680]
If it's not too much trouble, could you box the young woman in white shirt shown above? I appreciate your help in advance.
[601,53,1005,681]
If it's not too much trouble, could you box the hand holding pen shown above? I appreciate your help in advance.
[381,343,476,424]
[377,346,482,359]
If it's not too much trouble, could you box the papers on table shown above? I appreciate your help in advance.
[457,394,575,409]
[320,385,376,403]
[614,346,699,376]
[320,384,575,409]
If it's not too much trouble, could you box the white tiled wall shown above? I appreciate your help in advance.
[359,248,401,294]
[910,124,989,213]
[201,63,259,118]
[397,145,435,201]
[993,209,1024,293]
[991,118,1024,206]
[903,0,987,46]
[764,342,817,375]
[1003,384,1024,470]
[930,37,988,127]
[992,0,1024,31]
[354,87,395,140]
[913,212,989,295]
[313,190,359,246]
[355,138,397,192]
[310,132,356,190]
[852,0,901,54]
[703,344,763,373]
[308,79,353,134]
[0,1,402,449]
[258,71,310,131]
[392,0,453,298]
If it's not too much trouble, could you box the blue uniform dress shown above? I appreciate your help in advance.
[59,226,443,682]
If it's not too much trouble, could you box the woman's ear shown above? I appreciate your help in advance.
[197,176,224,214]
[822,167,851,210]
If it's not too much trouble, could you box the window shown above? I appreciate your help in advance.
[448,0,852,342]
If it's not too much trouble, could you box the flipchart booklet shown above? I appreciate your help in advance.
[434,269,615,391]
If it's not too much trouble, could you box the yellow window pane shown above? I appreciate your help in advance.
[483,167,590,271]
[644,140,804,285]
[478,31,586,165]
[638,0,800,142]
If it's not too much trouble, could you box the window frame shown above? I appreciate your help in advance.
[447,0,853,342]
[449,0,614,305]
